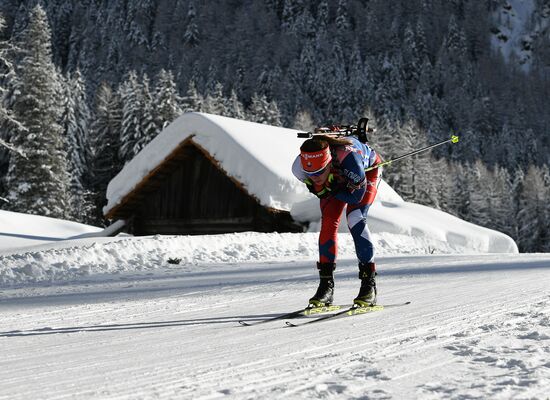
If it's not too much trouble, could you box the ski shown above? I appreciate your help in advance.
[285,301,411,327]
[238,304,346,326]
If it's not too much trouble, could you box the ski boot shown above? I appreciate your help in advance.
[353,261,377,307]
[308,262,335,307]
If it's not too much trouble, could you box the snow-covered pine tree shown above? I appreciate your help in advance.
[154,69,181,130]
[183,0,199,48]
[335,0,351,39]
[118,70,144,164]
[347,41,369,116]
[316,0,329,33]
[292,109,314,131]
[61,69,94,222]
[281,0,304,34]
[374,53,406,124]
[225,89,245,120]
[203,81,227,116]
[5,5,70,218]
[0,12,26,187]
[89,82,122,223]
[468,160,495,228]
[517,165,550,251]
[444,161,471,220]
[389,119,434,203]
[248,93,281,125]
[489,165,516,237]
[181,80,203,113]
[403,23,422,95]
[134,73,158,155]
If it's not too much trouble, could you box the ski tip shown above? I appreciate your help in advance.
[285,321,297,328]
[405,301,412,305]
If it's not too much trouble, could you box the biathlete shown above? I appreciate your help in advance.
[292,133,382,307]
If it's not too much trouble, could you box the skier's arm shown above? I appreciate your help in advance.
[332,152,367,204]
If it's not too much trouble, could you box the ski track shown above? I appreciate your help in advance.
[0,256,549,399]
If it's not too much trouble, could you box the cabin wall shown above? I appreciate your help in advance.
[131,145,302,235]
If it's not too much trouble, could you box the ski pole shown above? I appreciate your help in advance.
[365,135,460,172]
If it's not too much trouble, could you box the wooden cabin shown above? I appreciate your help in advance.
[103,113,308,235]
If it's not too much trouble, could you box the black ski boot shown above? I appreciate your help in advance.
[354,262,377,307]
[309,262,335,307]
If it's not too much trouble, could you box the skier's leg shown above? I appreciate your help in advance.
[318,197,346,263]
[347,167,381,306]
[309,197,346,306]
[346,203,375,263]
[346,165,381,262]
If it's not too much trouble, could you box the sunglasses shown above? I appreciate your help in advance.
[305,166,328,177]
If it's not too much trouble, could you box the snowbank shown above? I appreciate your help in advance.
[0,228,516,286]
[0,210,101,252]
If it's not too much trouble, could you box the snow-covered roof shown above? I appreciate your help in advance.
[104,112,402,218]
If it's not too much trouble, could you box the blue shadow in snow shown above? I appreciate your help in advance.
[0,232,64,241]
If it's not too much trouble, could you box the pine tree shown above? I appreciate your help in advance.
[61,69,94,222]
[281,0,304,33]
[293,109,314,131]
[517,165,550,251]
[335,0,351,38]
[225,89,245,119]
[5,5,70,218]
[203,81,227,115]
[118,70,144,164]
[248,93,281,125]
[183,1,199,47]
[136,74,158,154]
[89,82,122,223]
[441,161,470,218]
[490,165,515,237]
[388,119,434,203]
[181,80,204,112]
[0,12,26,179]
[316,0,329,34]
[403,23,422,94]
[468,160,493,227]
[154,69,182,129]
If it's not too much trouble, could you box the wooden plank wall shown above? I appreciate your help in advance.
[132,145,303,235]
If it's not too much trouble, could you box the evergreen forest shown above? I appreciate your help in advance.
[0,0,549,252]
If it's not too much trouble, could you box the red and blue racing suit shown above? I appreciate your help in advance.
[293,138,382,264]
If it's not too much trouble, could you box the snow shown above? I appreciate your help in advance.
[1,252,549,399]
[490,0,549,71]
[1,200,517,285]
[0,210,102,252]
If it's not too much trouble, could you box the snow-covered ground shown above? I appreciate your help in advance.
[1,211,548,399]
[1,253,549,399]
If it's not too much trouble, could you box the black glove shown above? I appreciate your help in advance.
[304,174,342,199]
[325,173,342,193]
[304,178,332,199]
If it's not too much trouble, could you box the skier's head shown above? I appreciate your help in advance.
[300,138,332,184]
